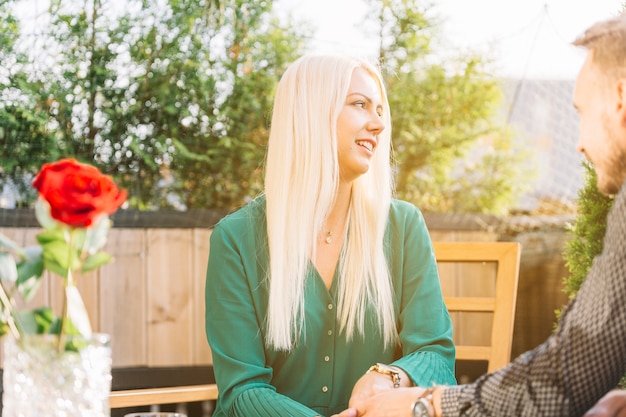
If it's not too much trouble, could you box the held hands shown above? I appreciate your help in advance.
[326,368,424,417]
[332,366,409,417]
[347,366,400,409]
[331,365,434,417]
[584,390,626,417]
[332,387,423,417]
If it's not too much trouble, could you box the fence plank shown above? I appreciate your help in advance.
[100,228,147,366]
[193,228,213,365]
[146,229,194,366]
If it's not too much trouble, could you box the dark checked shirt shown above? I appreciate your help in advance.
[206,196,456,417]
[442,182,626,416]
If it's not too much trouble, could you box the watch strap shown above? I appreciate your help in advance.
[367,363,401,388]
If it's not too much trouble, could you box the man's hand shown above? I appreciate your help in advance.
[584,390,626,417]
[349,387,422,416]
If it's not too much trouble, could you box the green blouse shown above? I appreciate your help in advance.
[205,197,456,417]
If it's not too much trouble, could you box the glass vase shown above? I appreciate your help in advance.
[2,333,112,417]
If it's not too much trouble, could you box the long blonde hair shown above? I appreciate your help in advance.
[264,54,396,351]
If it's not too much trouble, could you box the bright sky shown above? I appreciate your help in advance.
[275,0,625,79]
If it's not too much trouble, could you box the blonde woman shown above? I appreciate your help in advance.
[205,53,456,417]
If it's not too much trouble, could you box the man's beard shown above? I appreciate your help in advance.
[597,116,626,195]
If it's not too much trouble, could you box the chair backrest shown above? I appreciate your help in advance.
[109,383,218,409]
[433,241,521,373]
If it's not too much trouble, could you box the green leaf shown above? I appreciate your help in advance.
[40,239,75,277]
[83,216,111,254]
[34,198,59,230]
[69,228,87,252]
[15,246,43,285]
[37,230,79,277]
[0,233,23,253]
[36,228,66,246]
[81,251,113,273]
[15,246,44,301]
[16,307,57,334]
[0,321,9,338]
[0,252,18,283]
[16,273,43,303]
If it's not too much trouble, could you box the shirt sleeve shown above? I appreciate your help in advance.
[205,222,319,417]
[387,201,457,387]
[441,187,626,416]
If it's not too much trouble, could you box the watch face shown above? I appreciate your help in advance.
[412,399,430,417]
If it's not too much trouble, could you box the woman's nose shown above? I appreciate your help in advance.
[367,114,385,134]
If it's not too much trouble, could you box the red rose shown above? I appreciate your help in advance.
[32,158,127,227]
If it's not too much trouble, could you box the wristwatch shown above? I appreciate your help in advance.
[367,363,401,388]
[412,388,435,417]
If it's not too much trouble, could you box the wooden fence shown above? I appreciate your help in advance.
[0,227,213,367]
[0,226,501,368]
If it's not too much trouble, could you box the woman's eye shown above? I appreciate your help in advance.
[354,101,366,108]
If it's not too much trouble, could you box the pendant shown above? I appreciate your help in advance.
[325,231,332,244]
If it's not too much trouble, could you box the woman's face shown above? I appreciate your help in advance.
[336,67,385,183]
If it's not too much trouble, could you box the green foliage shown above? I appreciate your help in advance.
[0,2,61,204]
[2,0,527,214]
[562,162,614,299]
[169,1,306,209]
[369,0,532,214]
[1,0,306,210]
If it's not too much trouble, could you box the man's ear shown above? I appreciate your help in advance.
[617,78,626,125]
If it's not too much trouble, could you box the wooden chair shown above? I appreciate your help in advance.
[109,383,218,409]
[433,241,521,373]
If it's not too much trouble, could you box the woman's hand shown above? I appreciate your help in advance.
[341,387,423,417]
[331,408,357,417]
[584,390,626,417]
[348,370,395,409]
[348,366,411,410]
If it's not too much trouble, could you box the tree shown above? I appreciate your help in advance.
[0,0,305,209]
[367,0,532,214]
[0,1,61,205]
[169,1,306,209]
[561,162,614,299]
[2,0,529,214]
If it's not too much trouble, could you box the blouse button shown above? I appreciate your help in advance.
[327,304,333,310]
[322,386,328,393]
[324,356,330,362]
[327,330,332,336]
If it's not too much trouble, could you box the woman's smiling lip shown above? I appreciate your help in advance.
[355,138,377,153]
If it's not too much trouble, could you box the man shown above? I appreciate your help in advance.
[333,11,626,417]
